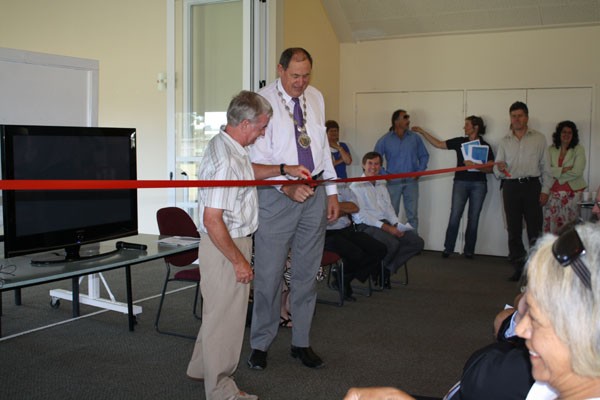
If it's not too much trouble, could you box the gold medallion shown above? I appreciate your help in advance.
[298,133,311,149]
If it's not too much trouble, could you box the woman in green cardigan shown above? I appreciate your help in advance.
[543,120,587,233]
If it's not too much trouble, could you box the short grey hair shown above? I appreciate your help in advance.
[525,222,600,376]
[226,90,273,127]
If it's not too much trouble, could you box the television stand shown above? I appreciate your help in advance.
[30,244,119,265]
[49,273,142,317]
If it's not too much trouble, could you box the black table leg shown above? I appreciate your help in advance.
[71,277,80,317]
[126,265,135,331]
[14,288,21,305]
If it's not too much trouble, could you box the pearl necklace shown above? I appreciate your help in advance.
[276,87,311,149]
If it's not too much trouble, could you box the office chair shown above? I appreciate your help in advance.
[155,207,201,339]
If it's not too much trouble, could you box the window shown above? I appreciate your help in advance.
[167,0,267,213]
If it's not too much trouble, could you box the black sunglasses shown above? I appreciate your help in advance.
[552,226,592,289]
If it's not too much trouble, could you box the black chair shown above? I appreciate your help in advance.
[373,261,409,291]
[155,207,201,339]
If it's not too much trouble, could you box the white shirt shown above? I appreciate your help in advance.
[525,382,559,399]
[526,381,600,400]
[197,129,258,238]
[350,176,399,228]
[327,184,355,230]
[249,79,337,196]
[493,128,553,194]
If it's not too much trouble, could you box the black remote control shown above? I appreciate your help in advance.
[116,241,148,251]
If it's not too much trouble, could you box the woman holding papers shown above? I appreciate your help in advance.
[543,120,586,233]
[413,116,494,259]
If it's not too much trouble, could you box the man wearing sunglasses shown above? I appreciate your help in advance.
[374,109,429,233]
[494,101,553,281]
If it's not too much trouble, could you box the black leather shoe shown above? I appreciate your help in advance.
[344,294,357,302]
[508,270,522,282]
[383,269,391,289]
[290,346,324,368]
[441,251,450,258]
[508,260,525,282]
[247,349,267,370]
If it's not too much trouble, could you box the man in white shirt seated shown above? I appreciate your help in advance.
[325,183,387,300]
[350,151,424,288]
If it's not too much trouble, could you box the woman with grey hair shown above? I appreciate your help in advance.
[516,222,600,399]
[344,222,600,400]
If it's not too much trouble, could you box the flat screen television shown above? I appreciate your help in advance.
[1,125,138,263]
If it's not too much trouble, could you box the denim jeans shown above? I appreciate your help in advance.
[387,178,419,232]
[444,180,487,255]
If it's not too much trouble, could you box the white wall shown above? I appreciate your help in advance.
[339,26,600,255]
[0,0,169,234]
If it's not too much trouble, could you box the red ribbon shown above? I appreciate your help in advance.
[0,162,495,190]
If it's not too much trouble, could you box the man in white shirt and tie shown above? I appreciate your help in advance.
[248,47,339,370]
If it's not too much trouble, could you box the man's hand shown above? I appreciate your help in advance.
[283,165,311,179]
[515,292,528,326]
[327,194,339,222]
[496,161,507,172]
[381,223,404,238]
[282,184,315,202]
[233,260,254,284]
[344,387,416,400]
[539,192,549,206]
[493,308,516,338]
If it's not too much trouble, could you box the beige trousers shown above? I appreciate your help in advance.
[187,235,252,400]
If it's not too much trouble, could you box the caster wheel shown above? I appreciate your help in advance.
[50,298,60,309]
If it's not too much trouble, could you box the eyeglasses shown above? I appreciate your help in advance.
[552,226,592,289]
[402,114,410,120]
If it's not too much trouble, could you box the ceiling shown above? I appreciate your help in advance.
[321,0,600,42]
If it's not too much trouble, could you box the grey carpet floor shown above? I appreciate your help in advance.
[0,250,519,399]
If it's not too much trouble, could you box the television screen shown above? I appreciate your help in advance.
[1,125,138,262]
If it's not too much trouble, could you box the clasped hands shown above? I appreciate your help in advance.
[381,222,405,238]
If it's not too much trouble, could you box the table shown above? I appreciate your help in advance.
[0,234,199,336]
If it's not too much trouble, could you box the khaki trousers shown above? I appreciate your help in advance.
[187,235,252,400]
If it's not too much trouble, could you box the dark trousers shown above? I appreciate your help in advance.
[502,179,543,265]
[324,226,387,282]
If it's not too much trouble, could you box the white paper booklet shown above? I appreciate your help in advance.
[158,236,200,246]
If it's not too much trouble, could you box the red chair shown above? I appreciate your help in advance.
[317,250,345,307]
[155,207,201,339]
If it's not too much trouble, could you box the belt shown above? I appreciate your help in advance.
[311,171,324,180]
[504,176,539,183]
